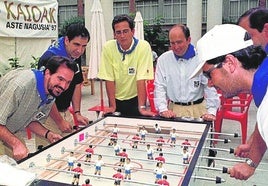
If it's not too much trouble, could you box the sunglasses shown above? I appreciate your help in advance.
[203,62,223,79]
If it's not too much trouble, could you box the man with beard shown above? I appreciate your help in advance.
[0,56,77,161]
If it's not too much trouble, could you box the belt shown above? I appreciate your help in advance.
[171,97,204,106]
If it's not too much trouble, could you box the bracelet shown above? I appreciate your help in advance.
[45,130,50,139]
[139,106,146,109]
[74,110,80,114]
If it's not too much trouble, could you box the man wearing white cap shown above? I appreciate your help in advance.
[190,24,266,180]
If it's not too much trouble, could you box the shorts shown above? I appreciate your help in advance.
[95,166,101,171]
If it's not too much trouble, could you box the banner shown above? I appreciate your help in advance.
[0,0,58,38]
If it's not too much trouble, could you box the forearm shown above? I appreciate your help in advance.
[72,84,82,113]
[248,124,267,165]
[49,103,64,123]
[137,80,147,107]
[27,121,49,138]
[0,125,22,149]
[106,81,116,108]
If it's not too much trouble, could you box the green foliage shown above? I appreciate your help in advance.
[7,57,23,70]
[59,16,85,37]
[30,55,40,69]
[144,16,169,56]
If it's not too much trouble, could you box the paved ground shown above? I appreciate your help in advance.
[24,80,268,185]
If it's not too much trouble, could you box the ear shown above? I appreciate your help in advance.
[64,36,69,44]
[263,23,268,38]
[187,36,191,43]
[224,54,237,73]
[44,69,51,76]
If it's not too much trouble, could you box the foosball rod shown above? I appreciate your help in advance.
[209,131,240,138]
[96,128,202,140]
[74,142,176,155]
[85,133,231,147]
[73,141,234,158]
[82,134,195,148]
[29,162,160,186]
[192,175,226,184]
[61,147,187,167]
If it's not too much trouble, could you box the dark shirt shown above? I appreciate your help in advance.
[251,44,268,107]
[38,37,83,111]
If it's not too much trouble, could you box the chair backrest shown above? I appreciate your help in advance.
[222,93,253,113]
[146,80,157,113]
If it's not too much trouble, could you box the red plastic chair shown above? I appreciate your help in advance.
[146,80,157,113]
[214,93,253,144]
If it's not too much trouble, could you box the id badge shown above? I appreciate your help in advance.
[33,111,46,121]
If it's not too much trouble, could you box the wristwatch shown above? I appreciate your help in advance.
[246,158,257,168]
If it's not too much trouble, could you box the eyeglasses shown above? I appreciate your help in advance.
[115,29,130,36]
[203,62,223,79]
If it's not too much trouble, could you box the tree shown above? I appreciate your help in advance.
[144,17,169,56]
[59,16,85,37]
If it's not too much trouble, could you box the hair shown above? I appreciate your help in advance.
[237,7,260,25]
[45,56,78,74]
[77,163,81,167]
[66,23,90,42]
[206,46,266,70]
[170,24,190,39]
[249,8,268,32]
[163,175,167,179]
[112,14,134,32]
[85,178,90,184]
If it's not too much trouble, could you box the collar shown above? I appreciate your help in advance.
[265,44,268,54]
[174,44,196,60]
[32,69,54,108]
[117,37,139,61]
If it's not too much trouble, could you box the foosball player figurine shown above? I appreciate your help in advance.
[181,138,191,150]
[82,178,92,186]
[118,148,128,166]
[108,133,118,146]
[132,133,141,148]
[124,158,132,180]
[170,128,177,147]
[155,152,166,163]
[113,140,121,156]
[154,162,166,183]
[156,175,170,186]
[146,144,154,160]
[71,163,83,186]
[85,145,94,162]
[139,126,148,143]
[67,151,77,171]
[182,147,190,164]
[112,124,119,134]
[94,155,104,176]
[156,136,165,151]
[154,123,161,134]
[112,168,124,186]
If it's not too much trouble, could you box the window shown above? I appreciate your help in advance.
[228,0,259,23]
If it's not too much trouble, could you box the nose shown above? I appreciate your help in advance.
[59,81,69,91]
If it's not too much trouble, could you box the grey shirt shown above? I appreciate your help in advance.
[0,69,54,133]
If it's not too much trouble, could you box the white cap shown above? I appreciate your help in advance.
[190,24,253,79]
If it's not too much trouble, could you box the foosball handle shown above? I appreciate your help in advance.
[222,166,228,173]
[215,176,222,183]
